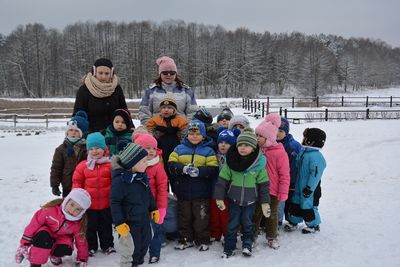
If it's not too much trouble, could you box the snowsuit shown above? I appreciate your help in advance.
[104,126,133,156]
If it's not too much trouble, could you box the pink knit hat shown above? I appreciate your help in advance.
[264,113,281,128]
[156,56,177,74]
[134,133,158,149]
[255,121,278,147]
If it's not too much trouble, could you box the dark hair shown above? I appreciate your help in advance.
[153,75,185,88]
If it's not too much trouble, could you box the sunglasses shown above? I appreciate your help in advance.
[161,71,177,76]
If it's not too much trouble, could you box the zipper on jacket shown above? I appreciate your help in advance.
[240,172,246,206]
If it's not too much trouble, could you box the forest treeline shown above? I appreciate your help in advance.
[0,20,399,98]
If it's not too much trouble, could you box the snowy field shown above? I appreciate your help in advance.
[1,88,400,266]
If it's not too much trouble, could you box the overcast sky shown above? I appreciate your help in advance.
[1,0,399,47]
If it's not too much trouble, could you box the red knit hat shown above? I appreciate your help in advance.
[156,56,177,74]
[134,133,158,149]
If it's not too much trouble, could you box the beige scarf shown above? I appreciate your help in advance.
[83,72,119,98]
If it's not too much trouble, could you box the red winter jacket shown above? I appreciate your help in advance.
[20,205,88,261]
[72,160,112,210]
[145,151,168,209]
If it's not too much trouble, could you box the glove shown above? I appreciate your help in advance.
[15,245,29,264]
[182,164,191,175]
[183,164,199,177]
[216,199,226,211]
[303,186,313,198]
[76,260,88,267]
[158,208,167,224]
[115,223,130,237]
[52,186,61,196]
[261,203,271,218]
[150,210,160,223]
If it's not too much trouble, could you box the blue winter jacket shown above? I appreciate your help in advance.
[291,147,326,210]
[279,134,303,188]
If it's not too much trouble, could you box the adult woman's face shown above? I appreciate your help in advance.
[160,71,176,85]
[95,66,112,83]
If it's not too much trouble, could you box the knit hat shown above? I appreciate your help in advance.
[86,132,106,150]
[61,188,92,221]
[94,58,113,69]
[236,128,258,150]
[187,119,206,137]
[228,115,250,130]
[134,133,158,149]
[156,56,177,74]
[194,108,213,125]
[217,108,234,122]
[265,113,281,128]
[160,93,177,110]
[302,128,326,148]
[255,121,278,147]
[113,109,134,129]
[118,142,148,170]
[66,110,89,137]
[279,118,290,135]
[217,127,240,146]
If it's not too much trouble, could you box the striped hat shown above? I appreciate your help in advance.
[118,142,148,170]
[236,128,258,150]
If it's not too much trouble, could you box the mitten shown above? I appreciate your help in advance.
[52,186,61,196]
[303,186,313,198]
[182,164,191,175]
[158,208,167,224]
[150,210,160,223]
[115,223,130,237]
[187,166,199,177]
[76,261,88,267]
[216,199,226,211]
[15,245,29,264]
[261,203,271,218]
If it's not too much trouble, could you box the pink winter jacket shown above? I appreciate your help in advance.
[261,143,290,201]
[20,205,89,261]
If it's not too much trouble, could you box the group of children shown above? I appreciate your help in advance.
[16,93,327,266]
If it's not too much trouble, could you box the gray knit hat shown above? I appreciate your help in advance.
[236,128,258,150]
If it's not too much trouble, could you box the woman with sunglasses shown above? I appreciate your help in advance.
[138,56,198,126]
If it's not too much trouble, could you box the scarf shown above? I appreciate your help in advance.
[86,155,110,170]
[83,72,119,98]
[226,146,260,172]
[65,137,84,155]
[147,156,159,167]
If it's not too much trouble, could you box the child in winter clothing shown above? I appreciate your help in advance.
[285,128,327,234]
[214,128,270,258]
[193,107,219,151]
[50,111,89,197]
[72,132,115,256]
[276,118,302,226]
[216,108,234,129]
[15,188,92,267]
[105,108,135,156]
[228,115,250,132]
[209,128,240,242]
[110,142,159,267]
[168,120,219,251]
[133,133,169,264]
[254,114,290,249]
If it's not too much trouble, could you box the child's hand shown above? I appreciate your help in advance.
[216,199,226,211]
[52,186,61,196]
[15,245,29,263]
[115,223,130,237]
[302,186,313,198]
[150,210,160,223]
[261,203,271,218]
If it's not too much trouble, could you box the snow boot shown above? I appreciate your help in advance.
[242,247,252,257]
[302,225,320,234]
[284,222,298,232]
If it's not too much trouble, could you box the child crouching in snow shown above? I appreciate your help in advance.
[15,188,91,267]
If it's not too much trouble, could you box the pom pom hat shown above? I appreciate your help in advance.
[134,133,158,149]
[61,188,92,221]
[279,118,290,135]
[217,128,240,146]
[118,142,148,170]
[186,120,206,137]
[236,128,258,150]
[86,132,106,150]
[194,108,213,125]
[66,110,89,137]
[255,121,278,147]
[228,115,250,130]
[156,56,177,74]
[302,128,326,148]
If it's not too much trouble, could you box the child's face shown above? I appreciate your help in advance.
[237,144,254,156]
[145,147,157,160]
[95,66,112,83]
[218,141,231,154]
[218,119,230,129]
[276,130,286,141]
[66,129,81,139]
[113,115,127,132]
[160,105,175,118]
[187,132,203,145]
[132,157,148,173]
[64,199,84,217]
[256,134,266,147]
[88,147,105,159]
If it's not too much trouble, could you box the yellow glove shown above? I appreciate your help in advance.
[115,223,130,237]
[216,199,226,211]
[150,210,160,223]
[262,203,271,218]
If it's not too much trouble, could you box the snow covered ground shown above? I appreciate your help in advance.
[1,89,400,266]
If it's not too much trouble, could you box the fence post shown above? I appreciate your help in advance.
[390,96,393,107]
[341,96,344,107]
[250,100,253,113]
[284,109,288,118]
[13,114,17,127]
[292,97,295,108]
[266,97,270,115]
[279,107,282,116]
[366,108,370,119]
[242,98,245,109]
[366,96,369,107]
[316,96,319,107]
[247,98,250,111]
[262,103,265,118]
[325,108,328,121]
[45,114,49,129]
[258,101,261,114]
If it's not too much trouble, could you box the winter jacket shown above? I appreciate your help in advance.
[214,150,270,206]
[146,150,169,209]
[72,160,112,210]
[104,126,133,156]
[260,143,290,201]
[291,147,326,210]
[279,133,302,188]
[20,205,88,262]
[50,140,87,191]
[168,136,219,200]
[73,84,127,132]
[110,161,157,227]
[139,84,197,125]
